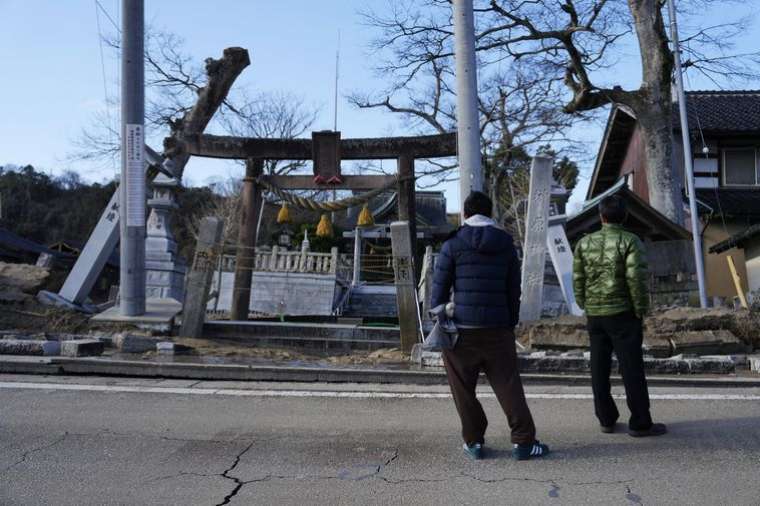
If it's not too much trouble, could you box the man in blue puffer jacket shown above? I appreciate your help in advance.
[431,191,548,461]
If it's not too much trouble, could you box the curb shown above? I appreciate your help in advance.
[1,356,760,388]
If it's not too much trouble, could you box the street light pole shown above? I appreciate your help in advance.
[452,0,483,219]
[667,0,708,308]
[120,0,146,316]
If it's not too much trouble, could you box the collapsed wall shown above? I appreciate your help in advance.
[524,307,759,356]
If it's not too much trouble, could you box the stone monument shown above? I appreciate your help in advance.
[519,156,553,322]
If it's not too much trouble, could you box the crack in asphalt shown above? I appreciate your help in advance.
[216,442,255,506]
[374,448,399,475]
[145,471,217,484]
[140,442,636,503]
[0,433,70,474]
[85,427,261,445]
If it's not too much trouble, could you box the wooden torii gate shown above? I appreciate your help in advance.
[171,130,456,350]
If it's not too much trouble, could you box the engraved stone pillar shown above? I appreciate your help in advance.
[519,156,553,322]
[391,221,420,353]
[145,173,186,301]
[180,217,223,338]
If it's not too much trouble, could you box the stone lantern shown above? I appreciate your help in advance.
[145,173,186,301]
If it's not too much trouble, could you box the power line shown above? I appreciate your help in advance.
[95,0,120,32]
[94,0,117,176]
[684,71,728,235]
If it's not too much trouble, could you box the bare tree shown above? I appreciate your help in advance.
[351,4,583,219]
[218,90,319,176]
[357,0,760,225]
[183,176,243,249]
[73,28,319,177]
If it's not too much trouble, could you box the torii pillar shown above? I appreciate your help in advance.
[397,152,417,272]
[230,158,264,320]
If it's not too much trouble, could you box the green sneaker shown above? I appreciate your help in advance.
[512,440,550,461]
[463,442,484,460]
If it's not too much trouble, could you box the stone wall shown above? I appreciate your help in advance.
[646,240,699,307]
[650,272,699,308]
[209,271,338,316]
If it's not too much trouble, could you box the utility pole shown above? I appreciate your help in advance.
[120,0,146,316]
[668,0,708,308]
[333,30,340,132]
[452,0,483,219]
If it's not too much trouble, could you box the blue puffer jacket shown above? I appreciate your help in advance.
[430,219,521,328]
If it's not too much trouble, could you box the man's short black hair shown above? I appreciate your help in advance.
[464,191,493,218]
[599,195,627,224]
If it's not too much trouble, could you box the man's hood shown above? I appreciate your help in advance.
[463,214,498,228]
[457,215,512,254]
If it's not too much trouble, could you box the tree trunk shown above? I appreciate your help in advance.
[628,0,683,225]
[637,108,683,225]
[164,47,250,178]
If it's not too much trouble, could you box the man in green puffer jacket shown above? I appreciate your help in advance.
[573,195,667,438]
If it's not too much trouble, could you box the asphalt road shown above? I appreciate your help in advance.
[1,374,760,506]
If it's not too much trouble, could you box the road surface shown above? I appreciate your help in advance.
[1,373,759,505]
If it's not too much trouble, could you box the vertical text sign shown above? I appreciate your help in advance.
[126,124,145,227]
[546,219,583,315]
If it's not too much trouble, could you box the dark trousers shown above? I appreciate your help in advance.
[587,312,653,431]
[442,327,536,445]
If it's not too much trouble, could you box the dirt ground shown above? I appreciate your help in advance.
[156,337,410,366]
[0,300,92,334]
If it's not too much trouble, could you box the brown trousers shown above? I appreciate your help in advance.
[442,327,536,446]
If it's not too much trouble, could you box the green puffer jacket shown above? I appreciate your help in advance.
[572,224,650,318]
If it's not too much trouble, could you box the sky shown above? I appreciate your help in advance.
[2,0,759,214]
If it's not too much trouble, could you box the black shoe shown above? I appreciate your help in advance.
[629,422,667,438]
[512,440,550,461]
[600,424,616,434]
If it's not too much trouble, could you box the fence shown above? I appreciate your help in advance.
[218,246,340,275]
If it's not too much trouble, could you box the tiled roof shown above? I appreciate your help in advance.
[682,91,760,133]
[568,178,690,242]
[695,188,760,218]
[590,91,760,198]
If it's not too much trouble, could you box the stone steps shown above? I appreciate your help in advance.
[202,320,400,351]
[343,292,398,318]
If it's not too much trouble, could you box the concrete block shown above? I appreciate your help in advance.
[420,350,444,368]
[667,330,749,355]
[95,335,116,348]
[683,357,735,374]
[114,334,160,353]
[700,354,747,365]
[60,339,104,357]
[1,331,46,341]
[528,316,588,350]
[156,341,195,355]
[749,356,760,373]
[642,337,672,358]
[0,339,60,356]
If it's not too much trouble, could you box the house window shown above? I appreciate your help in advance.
[723,148,757,186]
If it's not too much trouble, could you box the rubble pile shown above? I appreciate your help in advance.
[526,307,758,356]
[0,261,49,303]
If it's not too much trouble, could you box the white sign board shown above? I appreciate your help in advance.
[125,124,145,227]
[546,218,583,315]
